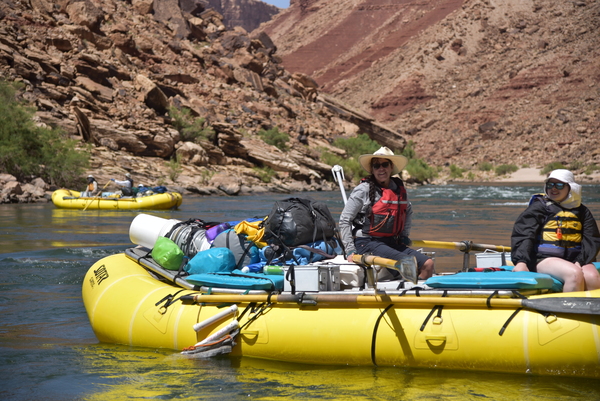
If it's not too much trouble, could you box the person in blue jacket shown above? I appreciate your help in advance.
[511,169,600,292]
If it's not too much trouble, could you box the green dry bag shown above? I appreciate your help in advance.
[151,236,184,270]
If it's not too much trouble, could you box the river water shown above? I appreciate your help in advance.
[1,184,599,400]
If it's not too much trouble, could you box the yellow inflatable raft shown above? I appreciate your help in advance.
[52,189,182,210]
[82,249,600,378]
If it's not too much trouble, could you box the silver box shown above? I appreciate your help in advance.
[283,265,340,292]
[475,250,512,268]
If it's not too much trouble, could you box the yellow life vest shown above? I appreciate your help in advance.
[533,195,582,260]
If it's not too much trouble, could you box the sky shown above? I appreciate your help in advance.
[261,0,289,8]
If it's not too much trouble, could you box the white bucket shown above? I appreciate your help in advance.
[129,214,181,249]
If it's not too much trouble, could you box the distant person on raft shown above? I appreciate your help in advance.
[82,174,99,197]
[111,172,134,196]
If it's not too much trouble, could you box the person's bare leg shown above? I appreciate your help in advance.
[581,263,600,291]
[419,259,434,279]
[537,257,584,292]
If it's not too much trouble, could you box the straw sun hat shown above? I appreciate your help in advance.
[358,146,408,176]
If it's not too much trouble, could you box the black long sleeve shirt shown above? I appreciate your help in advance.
[511,198,600,271]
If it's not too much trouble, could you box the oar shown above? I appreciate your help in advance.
[180,292,600,316]
[331,165,347,204]
[351,254,418,284]
[412,239,511,253]
[82,181,111,211]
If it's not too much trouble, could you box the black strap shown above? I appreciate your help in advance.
[154,289,187,312]
[296,243,337,263]
[420,305,444,331]
[371,304,394,366]
[239,302,271,330]
[173,256,189,280]
[486,290,500,308]
[286,265,296,294]
[499,308,522,336]
[235,236,255,270]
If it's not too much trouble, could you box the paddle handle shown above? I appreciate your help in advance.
[193,304,238,332]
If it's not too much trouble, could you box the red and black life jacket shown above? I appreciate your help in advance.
[362,177,408,237]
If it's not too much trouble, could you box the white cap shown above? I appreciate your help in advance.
[545,169,581,209]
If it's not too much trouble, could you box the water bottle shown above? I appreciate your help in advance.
[263,265,284,275]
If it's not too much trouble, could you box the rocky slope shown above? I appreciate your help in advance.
[0,0,406,203]
[203,0,280,32]
[258,0,600,180]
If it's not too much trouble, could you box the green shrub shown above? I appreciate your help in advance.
[259,127,289,151]
[495,164,519,176]
[333,134,381,158]
[166,155,183,181]
[199,169,214,185]
[584,165,600,175]
[321,134,381,181]
[321,150,364,181]
[540,162,565,175]
[478,162,493,171]
[0,79,89,187]
[253,166,276,183]
[168,106,215,142]
[406,158,437,182]
[402,141,436,182]
[400,140,416,159]
[568,160,584,171]
[449,164,465,179]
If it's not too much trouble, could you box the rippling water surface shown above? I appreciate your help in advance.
[1,184,599,400]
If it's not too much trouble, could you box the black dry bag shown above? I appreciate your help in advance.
[263,197,338,247]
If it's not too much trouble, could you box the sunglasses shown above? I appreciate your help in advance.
[372,161,391,170]
[546,182,567,190]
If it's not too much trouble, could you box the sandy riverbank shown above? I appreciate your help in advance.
[496,168,545,183]
[495,168,600,184]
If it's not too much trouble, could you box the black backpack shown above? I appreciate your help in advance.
[262,197,338,247]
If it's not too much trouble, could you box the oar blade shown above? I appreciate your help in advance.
[396,255,418,284]
[523,297,600,316]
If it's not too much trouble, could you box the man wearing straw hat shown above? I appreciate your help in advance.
[339,147,434,281]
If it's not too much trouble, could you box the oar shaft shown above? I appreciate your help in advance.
[185,293,600,315]
[412,239,511,253]
[188,293,521,308]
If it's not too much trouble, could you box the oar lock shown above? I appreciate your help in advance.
[460,240,473,253]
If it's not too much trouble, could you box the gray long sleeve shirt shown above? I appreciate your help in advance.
[338,180,413,255]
